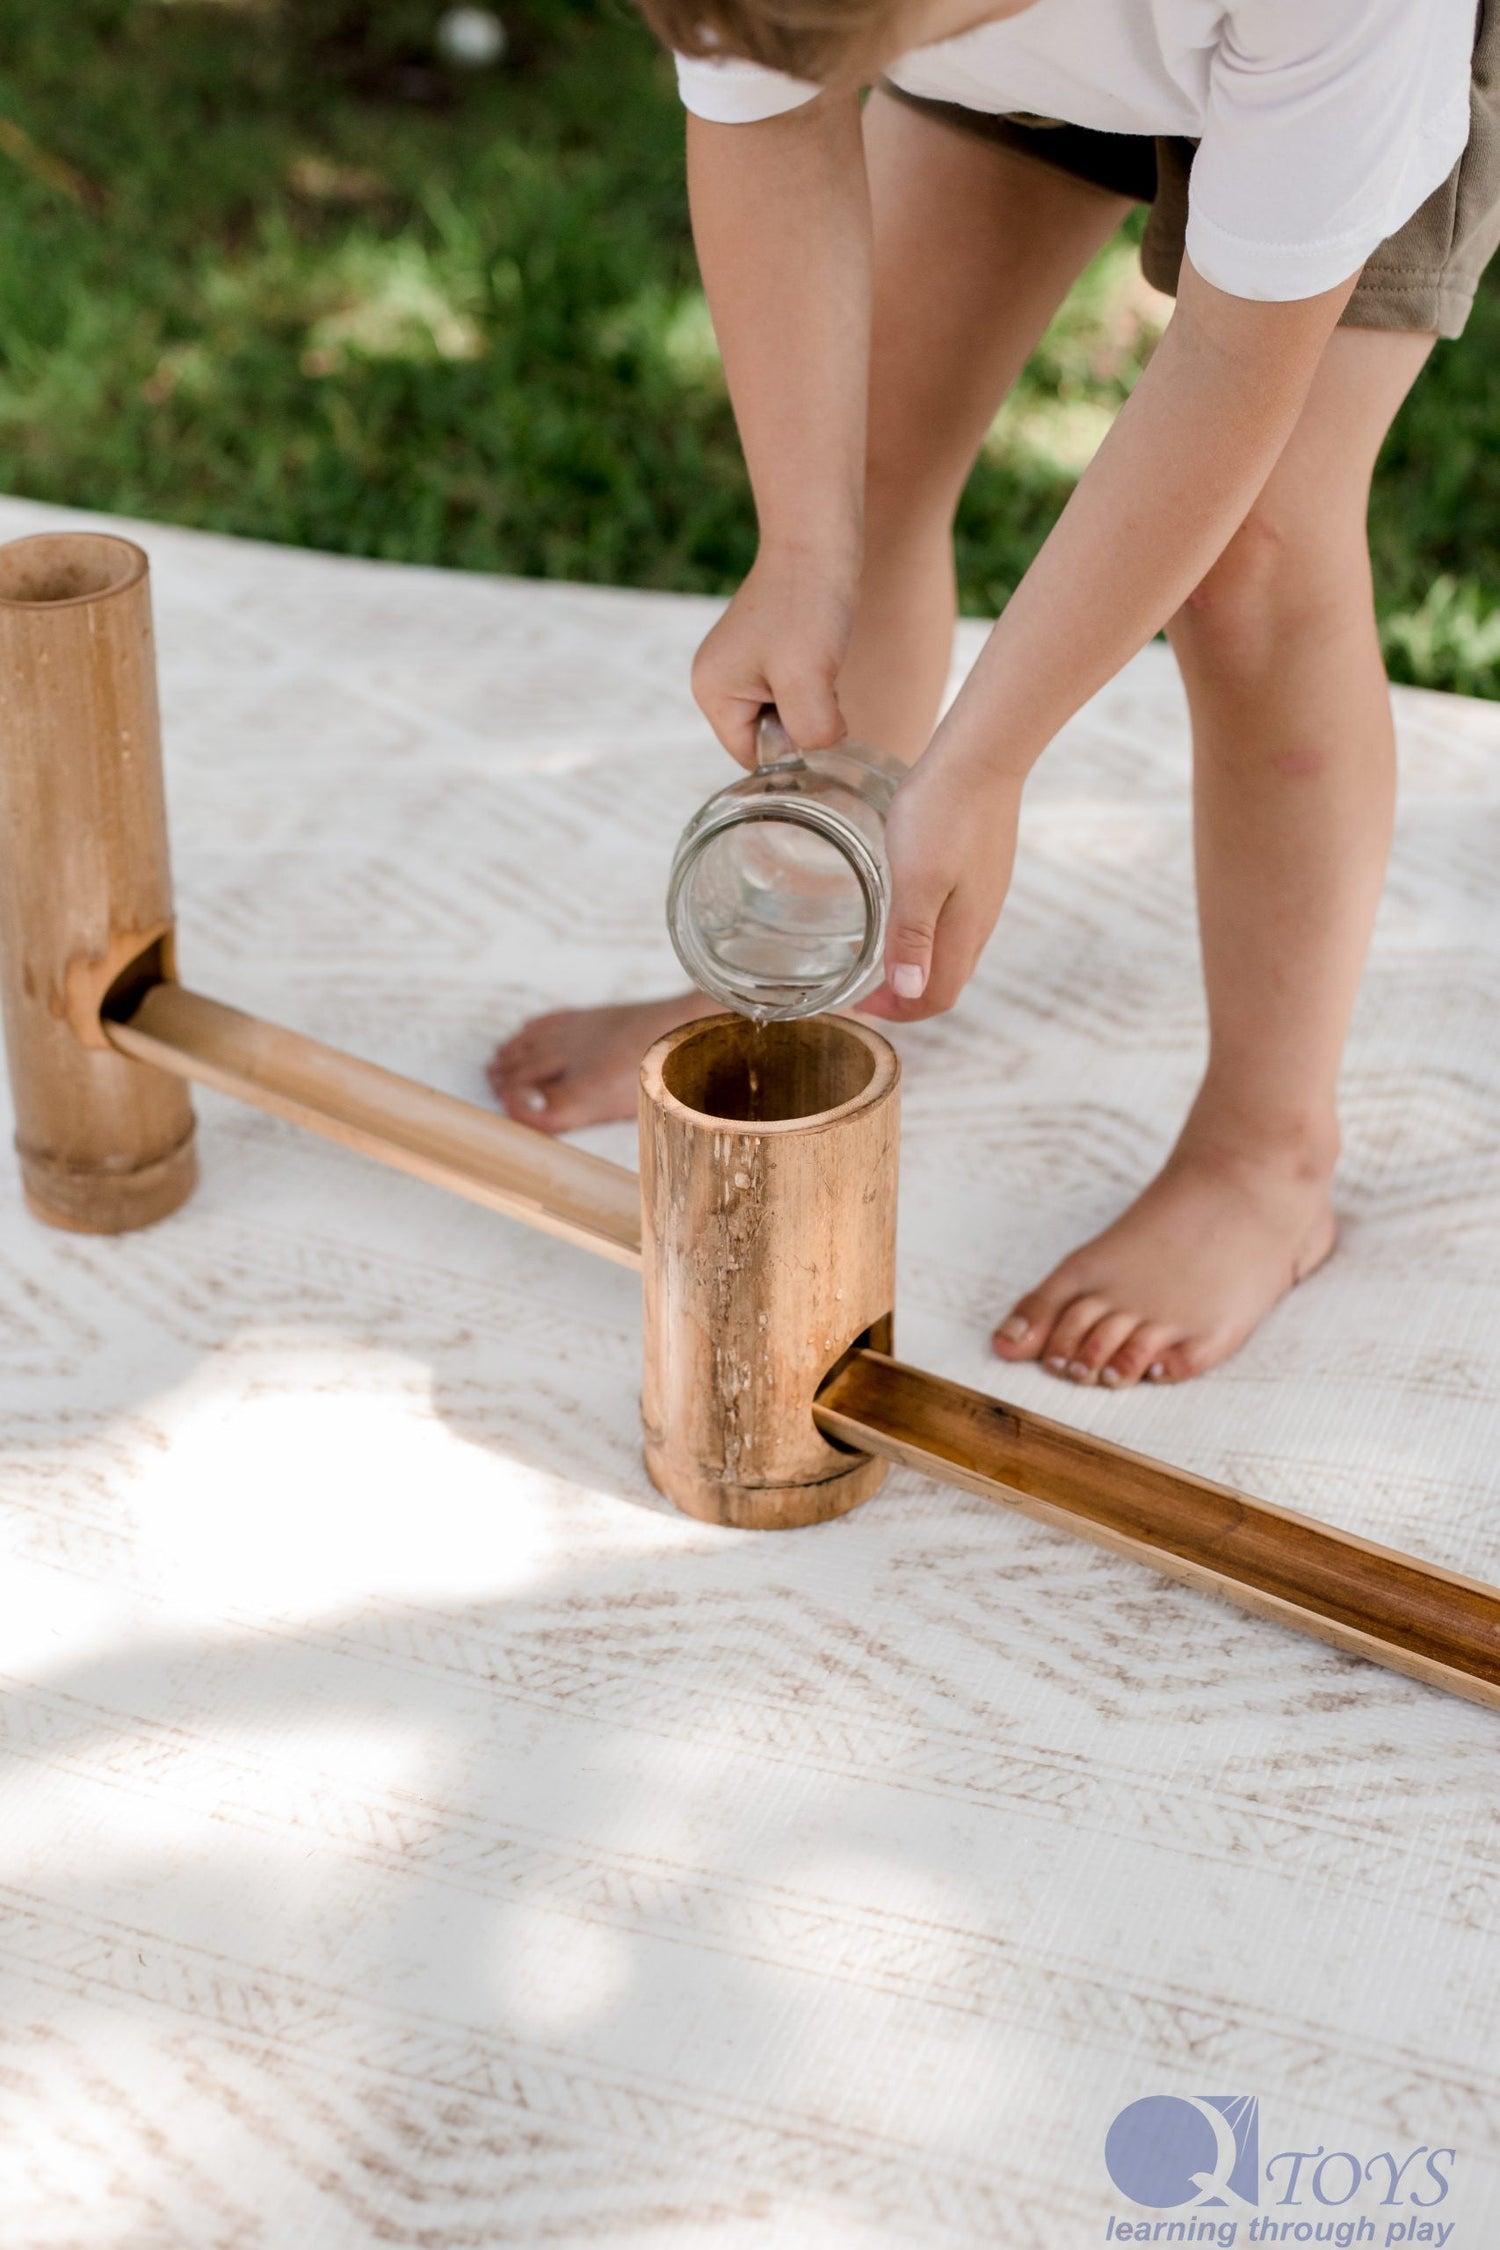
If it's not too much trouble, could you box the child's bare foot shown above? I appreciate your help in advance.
[488,992,717,1132]
[991,1119,1338,1389]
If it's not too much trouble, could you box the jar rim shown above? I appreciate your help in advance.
[666,796,888,1021]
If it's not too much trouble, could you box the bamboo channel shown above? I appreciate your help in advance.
[815,1348,1500,1711]
[94,984,1500,1710]
[103,982,642,1269]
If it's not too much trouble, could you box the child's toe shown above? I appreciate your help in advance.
[522,1078,607,1135]
[492,1014,568,1071]
[493,1030,556,1078]
[1100,1323,1175,1389]
[991,1287,1066,1361]
[1036,1294,1112,1376]
[491,1040,564,1096]
[491,1033,533,1072]
[497,1070,565,1127]
[1068,1310,1138,1383]
[1151,1334,1218,1384]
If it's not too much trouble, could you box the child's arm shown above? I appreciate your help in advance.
[868,257,1361,1018]
[685,97,872,764]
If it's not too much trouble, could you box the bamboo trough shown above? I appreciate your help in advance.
[3,530,1498,1713]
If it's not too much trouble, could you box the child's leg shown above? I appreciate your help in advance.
[995,325,1435,1387]
[490,95,1130,1131]
[842,96,1132,754]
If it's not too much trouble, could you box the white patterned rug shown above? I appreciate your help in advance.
[1,495,1496,2249]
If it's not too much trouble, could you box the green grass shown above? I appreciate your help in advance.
[2,0,1498,695]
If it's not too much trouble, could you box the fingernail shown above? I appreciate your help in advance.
[998,1315,1029,1343]
[522,1088,548,1113]
[1099,1367,1125,1388]
[891,964,926,1000]
[1044,1355,1069,1374]
[1147,1362,1167,1381]
[1067,1361,1095,1383]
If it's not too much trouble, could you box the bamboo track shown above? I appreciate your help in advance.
[98,980,1500,1711]
[815,1349,1500,1711]
[104,982,642,1270]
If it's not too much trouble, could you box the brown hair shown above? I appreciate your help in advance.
[634,0,903,82]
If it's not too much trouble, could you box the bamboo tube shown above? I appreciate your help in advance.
[639,1013,898,1529]
[104,982,641,1268]
[0,533,196,1231]
[815,1349,1500,1711]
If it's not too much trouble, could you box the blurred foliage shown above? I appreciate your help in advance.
[0,0,1496,694]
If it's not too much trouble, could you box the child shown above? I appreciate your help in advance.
[491,0,1500,1389]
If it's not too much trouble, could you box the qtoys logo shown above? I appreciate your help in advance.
[1102,2095,1459,2249]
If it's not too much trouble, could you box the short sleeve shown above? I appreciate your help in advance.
[674,50,822,123]
[1186,0,1473,300]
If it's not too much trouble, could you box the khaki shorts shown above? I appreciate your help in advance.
[881,0,1500,338]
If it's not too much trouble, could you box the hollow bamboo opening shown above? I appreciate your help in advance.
[0,532,146,608]
[657,1013,880,1126]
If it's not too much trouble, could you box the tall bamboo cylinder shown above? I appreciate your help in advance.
[0,532,196,1231]
[639,1013,899,1530]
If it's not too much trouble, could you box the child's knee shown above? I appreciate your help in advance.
[1171,503,1356,673]
[1176,506,1287,649]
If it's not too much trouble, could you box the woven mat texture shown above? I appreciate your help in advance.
[1,497,1497,2248]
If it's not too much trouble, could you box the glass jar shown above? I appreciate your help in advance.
[666,712,903,1021]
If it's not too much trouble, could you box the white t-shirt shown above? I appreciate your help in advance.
[674,0,1475,301]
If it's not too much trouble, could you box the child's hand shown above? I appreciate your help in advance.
[691,547,859,768]
[861,742,1024,1021]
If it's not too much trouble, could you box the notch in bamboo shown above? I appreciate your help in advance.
[0,533,196,1231]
